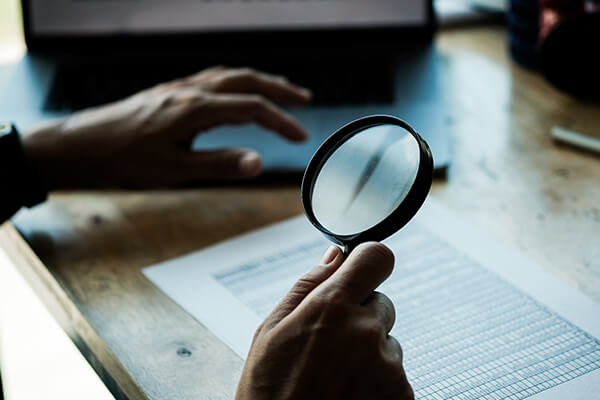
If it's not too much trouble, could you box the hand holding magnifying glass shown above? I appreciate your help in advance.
[237,115,428,400]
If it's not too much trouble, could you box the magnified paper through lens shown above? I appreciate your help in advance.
[311,124,420,236]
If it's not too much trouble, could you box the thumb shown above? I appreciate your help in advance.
[182,148,263,181]
[315,242,394,304]
[263,245,344,329]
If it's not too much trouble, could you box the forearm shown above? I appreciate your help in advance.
[2,66,311,209]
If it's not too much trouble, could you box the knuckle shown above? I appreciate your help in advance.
[358,319,386,344]
[246,95,268,110]
[154,92,176,109]
[232,67,257,82]
[188,92,208,105]
[205,75,221,88]
[370,294,396,328]
[252,321,266,342]
[312,290,347,319]
[389,336,404,358]
[237,67,256,75]
[275,74,289,84]
[380,294,396,315]
[290,275,319,297]
[203,65,226,76]
[208,75,228,90]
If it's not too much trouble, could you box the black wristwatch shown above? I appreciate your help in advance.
[0,122,48,223]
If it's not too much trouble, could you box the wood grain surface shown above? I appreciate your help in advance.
[1,26,599,399]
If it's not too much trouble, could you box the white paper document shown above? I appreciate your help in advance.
[144,199,600,399]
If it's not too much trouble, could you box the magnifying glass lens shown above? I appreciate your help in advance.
[301,115,433,254]
[311,124,420,236]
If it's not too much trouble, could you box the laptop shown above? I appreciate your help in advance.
[0,0,450,177]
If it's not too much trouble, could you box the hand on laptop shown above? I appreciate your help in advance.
[237,243,414,400]
[22,66,312,189]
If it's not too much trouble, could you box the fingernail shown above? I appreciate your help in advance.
[239,152,262,177]
[299,88,313,99]
[320,246,338,265]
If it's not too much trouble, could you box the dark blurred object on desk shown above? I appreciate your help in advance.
[508,0,600,100]
[538,0,600,100]
[508,0,540,69]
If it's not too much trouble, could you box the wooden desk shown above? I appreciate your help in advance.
[1,26,599,400]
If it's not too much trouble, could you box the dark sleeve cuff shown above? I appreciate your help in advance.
[0,124,48,224]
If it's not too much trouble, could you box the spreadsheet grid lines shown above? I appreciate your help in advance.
[214,222,600,399]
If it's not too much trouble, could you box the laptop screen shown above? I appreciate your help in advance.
[28,0,428,35]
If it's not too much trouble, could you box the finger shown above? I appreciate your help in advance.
[178,148,264,181]
[263,246,344,329]
[197,94,309,142]
[362,291,396,334]
[316,242,395,304]
[203,68,312,106]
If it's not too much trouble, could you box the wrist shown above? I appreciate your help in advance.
[22,118,69,190]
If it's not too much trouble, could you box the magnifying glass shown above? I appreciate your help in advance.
[301,115,434,255]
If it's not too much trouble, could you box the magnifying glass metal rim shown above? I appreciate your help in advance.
[301,114,434,254]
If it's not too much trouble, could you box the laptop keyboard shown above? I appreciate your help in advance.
[44,58,396,112]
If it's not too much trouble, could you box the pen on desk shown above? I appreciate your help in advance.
[550,126,600,155]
